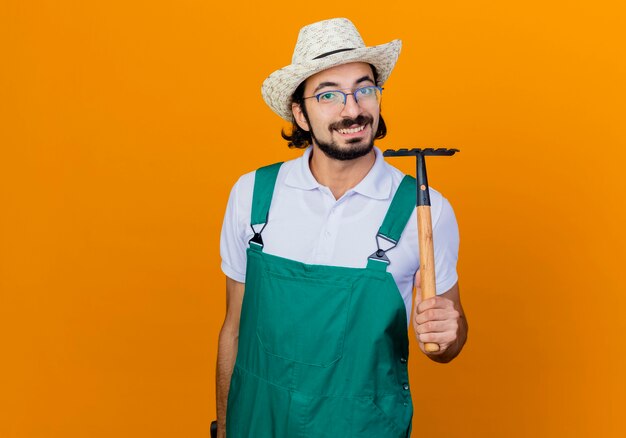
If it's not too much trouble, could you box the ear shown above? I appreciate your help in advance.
[292,102,310,131]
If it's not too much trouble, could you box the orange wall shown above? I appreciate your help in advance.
[1,1,625,437]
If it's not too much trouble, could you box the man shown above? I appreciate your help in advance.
[216,18,467,437]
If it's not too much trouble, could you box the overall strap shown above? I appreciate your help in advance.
[249,162,283,249]
[367,175,417,270]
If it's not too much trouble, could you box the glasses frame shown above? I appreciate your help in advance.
[302,85,384,107]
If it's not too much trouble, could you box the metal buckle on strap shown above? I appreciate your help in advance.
[368,248,390,264]
[249,233,264,247]
[248,223,267,248]
[367,233,397,265]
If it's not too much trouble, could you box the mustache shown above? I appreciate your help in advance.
[329,115,373,131]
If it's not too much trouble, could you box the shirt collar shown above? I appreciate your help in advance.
[284,146,319,190]
[284,146,393,200]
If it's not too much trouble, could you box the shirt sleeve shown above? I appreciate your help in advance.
[432,196,460,294]
[220,176,250,283]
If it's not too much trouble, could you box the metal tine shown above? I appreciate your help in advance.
[423,148,459,156]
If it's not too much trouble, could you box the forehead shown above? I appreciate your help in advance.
[304,62,375,93]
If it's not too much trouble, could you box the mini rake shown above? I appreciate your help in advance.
[383,148,459,353]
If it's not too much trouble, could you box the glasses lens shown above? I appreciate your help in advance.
[317,91,343,104]
[356,86,381,104]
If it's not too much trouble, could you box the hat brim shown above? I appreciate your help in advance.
[262,39,402,122]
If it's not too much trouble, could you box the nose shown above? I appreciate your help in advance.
[340,92,362,118]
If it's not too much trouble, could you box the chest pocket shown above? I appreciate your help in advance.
[256,270,353,367]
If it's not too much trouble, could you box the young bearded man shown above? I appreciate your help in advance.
[216,17,468,438]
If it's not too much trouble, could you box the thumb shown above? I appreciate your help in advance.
[412,269,422,316]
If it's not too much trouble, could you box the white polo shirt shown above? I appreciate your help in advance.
[220,146,459,322]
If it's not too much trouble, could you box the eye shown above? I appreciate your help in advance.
[318,91,340,102]
[358,86,375,96]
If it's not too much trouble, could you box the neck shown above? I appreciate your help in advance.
[309,145,376,200]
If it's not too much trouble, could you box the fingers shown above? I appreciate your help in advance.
[415,307,459,326]
[413,271,459,353]
[413,270,422,308]
[414,319,454,335]
[414,317,459,345]
[417,295,453,311]
[415,330,456,346]
[416,295,456,316]
[413,294,459,351]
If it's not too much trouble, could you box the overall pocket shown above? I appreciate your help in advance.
[256,270,353,367]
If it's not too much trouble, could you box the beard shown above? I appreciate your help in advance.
[310,114,376,161]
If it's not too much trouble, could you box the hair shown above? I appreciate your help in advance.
[281,65,388,149]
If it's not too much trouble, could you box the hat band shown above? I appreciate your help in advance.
[313,48,356,60]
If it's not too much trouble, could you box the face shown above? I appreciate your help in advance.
[292,62,381,161]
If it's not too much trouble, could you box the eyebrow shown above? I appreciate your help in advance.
[312,75,375,94]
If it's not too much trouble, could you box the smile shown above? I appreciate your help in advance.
[336,125,366,134]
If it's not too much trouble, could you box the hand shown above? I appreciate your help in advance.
[412,270,461,356]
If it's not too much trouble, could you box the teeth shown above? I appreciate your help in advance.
[337,125,365,134]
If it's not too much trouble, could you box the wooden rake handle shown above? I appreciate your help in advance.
[417,205,440,353]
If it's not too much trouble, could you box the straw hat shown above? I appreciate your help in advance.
[261,18,402,122]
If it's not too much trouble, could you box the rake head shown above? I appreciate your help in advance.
[383,147,460,157]
[383,147,460,207]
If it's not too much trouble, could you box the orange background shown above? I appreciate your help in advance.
[1,1,625,437]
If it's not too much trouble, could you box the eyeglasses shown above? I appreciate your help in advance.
[303,85,383,108]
